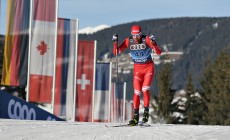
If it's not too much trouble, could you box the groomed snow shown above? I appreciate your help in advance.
[0,119,230,140]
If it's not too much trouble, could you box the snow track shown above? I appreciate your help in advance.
[0,119,230,140]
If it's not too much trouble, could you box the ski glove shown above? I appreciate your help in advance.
[112,34,118,42]
[149,33,156,41]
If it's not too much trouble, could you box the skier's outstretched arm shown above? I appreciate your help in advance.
[112,34,129,56]
[146,34,162,55]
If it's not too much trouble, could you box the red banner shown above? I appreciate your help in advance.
[75,40,95,122]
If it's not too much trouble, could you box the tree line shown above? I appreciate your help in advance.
[154,47,230,125]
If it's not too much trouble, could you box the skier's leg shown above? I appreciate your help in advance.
[142,66,154,108]
[142,66,154,123]
[142,85,151,123]
[129,71,143,125]
[133,71,143,110]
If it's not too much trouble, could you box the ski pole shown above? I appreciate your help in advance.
[115,41,122,122]
[113,34,122,123]
[154,64,159,97]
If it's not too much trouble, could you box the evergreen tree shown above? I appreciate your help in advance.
[156,63,174,122]
[185,74,194,124]
[169,91,187,124]
[200,49,230,125]
[185,74,205,124]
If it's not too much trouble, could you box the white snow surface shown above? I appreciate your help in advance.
[79,25,110,34]
[1,119,230,140]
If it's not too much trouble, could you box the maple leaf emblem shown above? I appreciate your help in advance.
[37,41,48,55]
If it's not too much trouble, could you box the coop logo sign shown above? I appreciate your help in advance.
[7,99,36,120]
[130,44,146,50]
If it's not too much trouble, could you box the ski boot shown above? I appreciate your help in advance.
[142,107,149,123]
[128,109,139,126]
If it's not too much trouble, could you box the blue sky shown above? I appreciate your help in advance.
[0,0,230,34]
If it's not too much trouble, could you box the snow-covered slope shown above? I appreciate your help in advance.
[79,25,110,34]
[1,119,230,140]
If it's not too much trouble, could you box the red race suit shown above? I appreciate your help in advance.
[113,35,162,109]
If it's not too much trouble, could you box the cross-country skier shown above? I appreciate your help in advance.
[112,25,162,126]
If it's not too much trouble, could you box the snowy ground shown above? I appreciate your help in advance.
[0,119,230,140]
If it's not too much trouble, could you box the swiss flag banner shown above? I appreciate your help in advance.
[75,40,96,122]
[28,0,57,103]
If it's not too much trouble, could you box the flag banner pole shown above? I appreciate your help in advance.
[108,62,112,122]
[123,82,126,123]
[91,40,97,122]
[26,0,33,102]
[52,0,59,114]
[72,19,79,122]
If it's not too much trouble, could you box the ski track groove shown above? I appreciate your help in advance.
[1,119,230,140]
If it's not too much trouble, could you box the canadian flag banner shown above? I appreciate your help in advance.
[75,40,96,122]
[28,0,57,103]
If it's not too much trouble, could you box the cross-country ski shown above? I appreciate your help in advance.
[105,121,151,128]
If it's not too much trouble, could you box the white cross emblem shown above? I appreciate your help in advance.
[77,74,90,90]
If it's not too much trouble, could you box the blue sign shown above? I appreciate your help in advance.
[0,91,64,121]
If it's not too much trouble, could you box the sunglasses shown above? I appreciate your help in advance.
[132,34,141,37]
